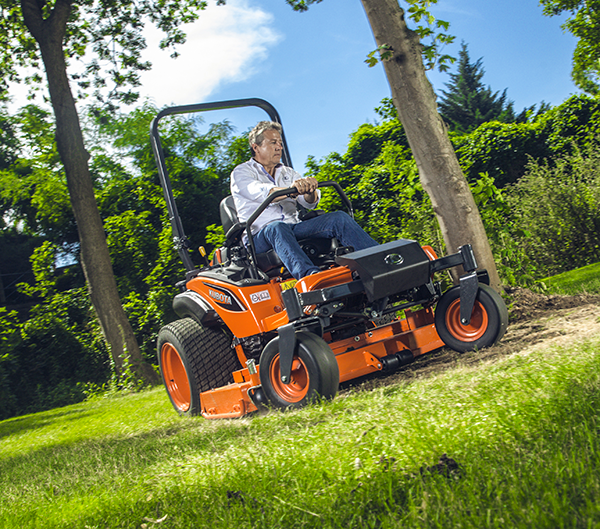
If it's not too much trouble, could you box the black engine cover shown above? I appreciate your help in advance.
[335,239,431,301]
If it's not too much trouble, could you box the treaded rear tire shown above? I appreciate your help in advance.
[157,318,238,416]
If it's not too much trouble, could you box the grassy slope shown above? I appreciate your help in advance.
[542,262,600,295]
[2,267,599,528]
[2,332,600,528]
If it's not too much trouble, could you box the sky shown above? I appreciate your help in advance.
[12,0,580,174]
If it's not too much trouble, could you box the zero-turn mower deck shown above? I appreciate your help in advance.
[150,99,508,419]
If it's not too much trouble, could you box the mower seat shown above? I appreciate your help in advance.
[219,195,338,274]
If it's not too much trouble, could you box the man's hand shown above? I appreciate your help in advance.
[269,177,319,203]
[293,177,319,204]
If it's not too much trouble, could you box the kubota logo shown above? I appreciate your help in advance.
[209,289,232,305]
[384,253,404,266]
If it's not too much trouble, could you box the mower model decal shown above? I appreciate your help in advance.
[250,290,271,304]
[204,284,246,312]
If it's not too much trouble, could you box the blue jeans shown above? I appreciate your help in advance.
[253,211,378,279]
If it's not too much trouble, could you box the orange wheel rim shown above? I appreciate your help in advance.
[445,298,488,342]
[161,343,191,411]
[269,356,309,403]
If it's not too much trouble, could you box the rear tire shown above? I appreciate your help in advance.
[157,318,238,416]
[435,284,508,353]
[259,331,339,410]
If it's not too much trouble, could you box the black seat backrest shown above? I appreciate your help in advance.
[220,196,239,235]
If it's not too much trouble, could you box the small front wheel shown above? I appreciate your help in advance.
[435,284,508,353]
[259,331,339,410]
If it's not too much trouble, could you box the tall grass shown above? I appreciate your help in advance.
[1,334,600,528]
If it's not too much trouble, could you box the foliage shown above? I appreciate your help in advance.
[540,93,600,154]
[0,101,246,418]
[0,308,20,419]
[404,0,456,72]
[452,94,600,186]
[540,0,600,95]
[0,242,110,420]
[438,43,523,133]
[308,94,600,286]
[0,105,75,243]
[452,120,549,187]
[0,107,18,169]
[0,0,215,105]
[86,104,246,363]
[468,174,538,287]
[507,148,600,277]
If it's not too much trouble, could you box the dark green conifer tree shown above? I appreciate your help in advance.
[438,43,517,133]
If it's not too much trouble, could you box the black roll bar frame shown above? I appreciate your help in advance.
[149,98,294,272]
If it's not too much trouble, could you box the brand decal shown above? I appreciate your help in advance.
[250,290,271,304]
[209,289,232,305]
[202,283,246,312]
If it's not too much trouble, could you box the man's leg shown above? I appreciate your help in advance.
[253,221,320,279]
[291,211,378,251]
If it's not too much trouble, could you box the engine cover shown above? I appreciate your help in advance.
[335,239,431,301]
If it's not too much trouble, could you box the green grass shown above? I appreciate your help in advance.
[2,332,600,528]
[541,261,600,295]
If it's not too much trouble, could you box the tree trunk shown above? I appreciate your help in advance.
[0,269,5,305]
[21,0,159,384]
[360,0,502,293]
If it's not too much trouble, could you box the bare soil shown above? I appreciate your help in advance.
[344,288,600,392]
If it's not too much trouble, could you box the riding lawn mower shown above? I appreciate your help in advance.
[150,99,508,419]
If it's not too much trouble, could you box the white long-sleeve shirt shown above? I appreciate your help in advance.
[230,158,320,235]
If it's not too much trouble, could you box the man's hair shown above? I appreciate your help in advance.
[248,121,282,151]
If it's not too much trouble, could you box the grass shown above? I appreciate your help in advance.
[541,261,600,295]
[2,331,600,528]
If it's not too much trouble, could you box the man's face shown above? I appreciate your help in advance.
[253,129,282,167]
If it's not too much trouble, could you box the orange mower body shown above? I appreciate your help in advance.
[151,99,509,419]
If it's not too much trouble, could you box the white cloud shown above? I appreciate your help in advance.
[138,0,282,106]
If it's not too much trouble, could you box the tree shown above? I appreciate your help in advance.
[287,0,501,292]
[0,1,215,384]
[438,42,517,133]
[540,0,600,95]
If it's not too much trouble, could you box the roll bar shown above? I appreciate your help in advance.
[149,98,293,271]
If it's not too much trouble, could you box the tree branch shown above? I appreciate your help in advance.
[21,0,72,44]
[20,0,44,40]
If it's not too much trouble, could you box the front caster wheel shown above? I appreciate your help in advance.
[435,284,508,353]
[259,331,339,410]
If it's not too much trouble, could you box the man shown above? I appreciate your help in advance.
[230,121,378,280]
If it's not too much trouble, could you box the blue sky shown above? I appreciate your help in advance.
[137,0,578,172]
[15,0,580,173]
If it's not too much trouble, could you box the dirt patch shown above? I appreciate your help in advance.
[505,286,600,324]
[343,288,600,393]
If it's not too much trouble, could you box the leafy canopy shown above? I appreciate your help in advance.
[0,0,219,105]
[540,0,600,94]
